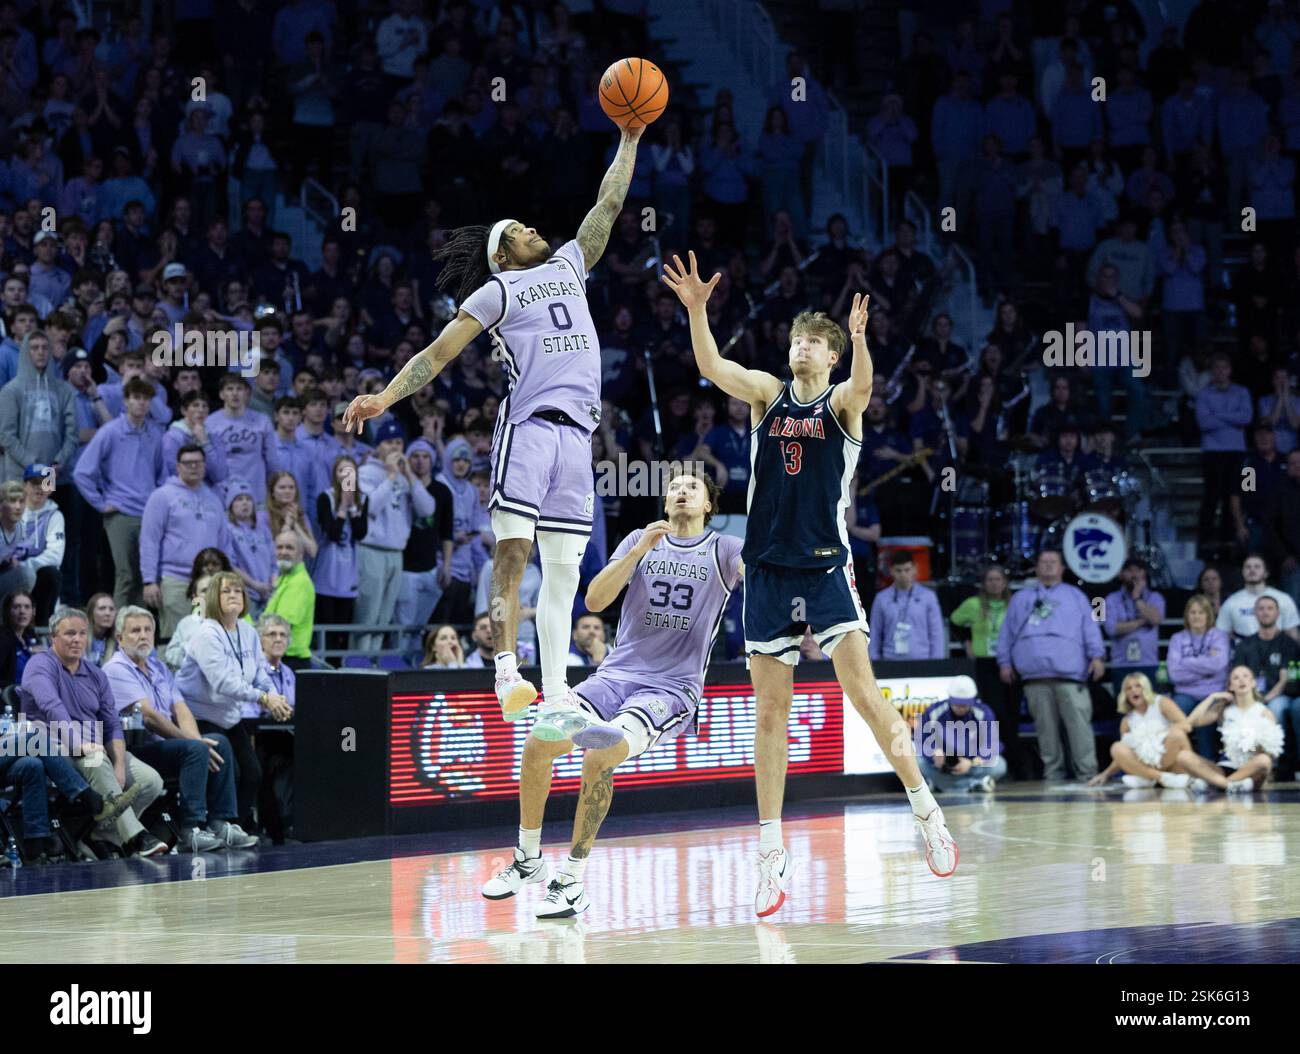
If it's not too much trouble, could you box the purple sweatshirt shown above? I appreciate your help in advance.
[869,584,946,660]
[1103,587,1166,667]
[228,516,277,600]
[996,580,1106,682]
[1195,383,1253,452]
[436,471,487,584]
[162,421,228,485]
[99,381,172,426]
[1165,627,1232,698]
[139,476,233,583]
[206,408,280,501]
[358,458,436,550]
[72,414,166,516]
[21,649,123,745]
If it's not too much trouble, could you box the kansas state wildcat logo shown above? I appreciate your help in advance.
[1062,513,1127,583]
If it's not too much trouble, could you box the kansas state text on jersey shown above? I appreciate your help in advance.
[460,239,603,432]
[599,529,744,698]
[743,382,861,570]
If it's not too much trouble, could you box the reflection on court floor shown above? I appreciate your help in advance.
[0,786,1296,964]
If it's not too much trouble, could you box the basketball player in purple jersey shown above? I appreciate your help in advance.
[343,124,645,733]
[481,473,744,918]
[662,252,958,918]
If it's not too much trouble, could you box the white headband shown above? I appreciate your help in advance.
[486,218,516,274]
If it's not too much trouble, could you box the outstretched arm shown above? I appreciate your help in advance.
[341,311,484,432]
[832,292,873,417]
[661,251,783,411]
[576,125,645,271]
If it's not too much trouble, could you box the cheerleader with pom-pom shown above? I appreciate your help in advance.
[1088,672,1194,788]
[1176,665,1285,792]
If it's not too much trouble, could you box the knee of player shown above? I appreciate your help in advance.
[582,743,627,773]
[754,696,792,729]
[494,539,531,577]
[523,735,571,765]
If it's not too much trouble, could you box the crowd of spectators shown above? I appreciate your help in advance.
[3,1,1300,859]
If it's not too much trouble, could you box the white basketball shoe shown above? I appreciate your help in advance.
[755,848,796,917]
[482,847,549,900]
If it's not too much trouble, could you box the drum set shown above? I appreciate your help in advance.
[947,444,1167,583]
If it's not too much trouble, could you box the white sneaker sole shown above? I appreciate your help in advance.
[537,893,590,919]
[482,859,549,901]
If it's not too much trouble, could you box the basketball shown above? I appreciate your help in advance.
[599,57,669,129]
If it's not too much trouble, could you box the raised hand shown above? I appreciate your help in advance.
[661,251,721,310]
[848,292,870,340]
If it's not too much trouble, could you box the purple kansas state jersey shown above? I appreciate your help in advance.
[460,238,602,432]
[599,528,744,698]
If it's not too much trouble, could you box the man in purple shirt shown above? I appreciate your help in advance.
[1196,352,1254,555]
[997,548,1106,781]
[869,550,946,660]
[1103,558,1166,697]
[21,607,167,856]
[72,376,166,609]
[140,443,234,637]
[207,374,280,502]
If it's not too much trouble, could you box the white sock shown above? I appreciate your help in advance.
[537,555,581,706]
[758,818,783,853]
[495,651,518,679]
[518,825,541,858]
[906,782,939,819]
[560,854,587,881]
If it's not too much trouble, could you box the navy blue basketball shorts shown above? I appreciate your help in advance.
[743,560,870,666]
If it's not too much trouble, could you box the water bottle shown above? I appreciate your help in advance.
[5,838,20,870]
[0,704,13,737]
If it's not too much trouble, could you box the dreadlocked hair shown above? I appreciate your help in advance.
[433,224,493,304]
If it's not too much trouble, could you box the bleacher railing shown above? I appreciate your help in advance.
[300,177,339,230]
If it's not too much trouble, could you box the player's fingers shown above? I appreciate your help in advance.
[687,249,697,273]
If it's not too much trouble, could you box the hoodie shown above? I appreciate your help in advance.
[0,336,78,482]
[72,413,167,516]
[16,498,64,572]
[162,418,229,486]
[139,475,234,584]
[358,455,436,550]
[225,482,277,601]
[174,617,273,729]
[436,465,488,584]
[996,581,1106,682]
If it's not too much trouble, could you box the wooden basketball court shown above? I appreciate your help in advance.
[1,783,1296,964]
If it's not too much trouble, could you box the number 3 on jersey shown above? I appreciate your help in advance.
[780,440,802,475]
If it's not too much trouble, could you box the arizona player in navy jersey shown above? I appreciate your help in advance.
[663,251,958,917]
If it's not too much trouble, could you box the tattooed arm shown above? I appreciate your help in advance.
[342,311,484,432]
[575,124,645,272]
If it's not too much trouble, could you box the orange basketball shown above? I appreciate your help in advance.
[599,57,669,129]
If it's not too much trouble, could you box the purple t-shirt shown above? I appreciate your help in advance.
[459,238,603,432]
[597,529,743,699]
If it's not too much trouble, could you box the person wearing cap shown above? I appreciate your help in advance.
[163,389,228,487]
[207,373,281,502]
[29,230,71,311]
[17,464,65,625]
[916,676,1006,792]
[354,421,436,652]
[0,330,78,487]
[996,548,1106,782]
[73,376,167,608]
[157,262,189,323]
[432,436,492,626]
[140,443,235,637]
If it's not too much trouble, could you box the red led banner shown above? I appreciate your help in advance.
[389,679,846,805]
